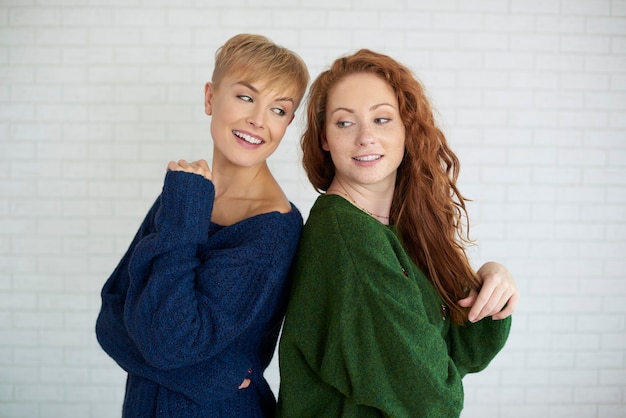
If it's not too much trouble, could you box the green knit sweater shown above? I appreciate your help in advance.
[277,194,511,418]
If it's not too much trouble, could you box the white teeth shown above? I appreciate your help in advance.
[355,155,382,162]
[234,131,262,145]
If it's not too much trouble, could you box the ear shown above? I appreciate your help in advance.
[204,82,214,116]
[321,133,330,151]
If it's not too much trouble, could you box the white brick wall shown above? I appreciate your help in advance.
[1,0,624,417]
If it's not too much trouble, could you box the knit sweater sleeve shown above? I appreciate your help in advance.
[97,171,240,396]
[447,311,511,377]
[121,170,292,371]
[122,170,215,369]
[283,202,464,417]
[97,170,302,405]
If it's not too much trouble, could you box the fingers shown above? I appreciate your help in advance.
[189,159,212,180]
[463,263,519,322]
[167,160,182,172]
[492,291,519,320]
[195,159,210,174]
[167,159,191,172]
[238,378,251,389]
[166,159,212,181]
[457,289,477,308]
[466,280,500,323]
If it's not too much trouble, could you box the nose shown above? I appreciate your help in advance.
[246,107,265,129]
[356,124,374,146]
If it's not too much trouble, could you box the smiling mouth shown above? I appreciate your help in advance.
[233,130,263,145]
[354,154,382,162]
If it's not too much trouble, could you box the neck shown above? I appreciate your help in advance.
[327,179,393,224]
[211,156,270,199]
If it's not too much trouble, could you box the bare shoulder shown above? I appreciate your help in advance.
[212,181,291,226]
[255,182,291,215]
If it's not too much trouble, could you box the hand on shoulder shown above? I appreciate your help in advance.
[167,159,212,181]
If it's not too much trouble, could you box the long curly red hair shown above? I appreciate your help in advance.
[302,49,481,324]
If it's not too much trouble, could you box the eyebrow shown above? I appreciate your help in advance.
[330,103,396,115]
[233,81,295,105]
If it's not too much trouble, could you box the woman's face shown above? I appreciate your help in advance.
[323,73,406,191]
[205,74,296,169]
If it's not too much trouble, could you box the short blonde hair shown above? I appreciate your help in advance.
[212,33,309,110]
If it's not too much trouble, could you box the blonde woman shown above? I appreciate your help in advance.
[96,34,309,417]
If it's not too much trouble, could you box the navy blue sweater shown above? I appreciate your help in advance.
[96,171,302,417]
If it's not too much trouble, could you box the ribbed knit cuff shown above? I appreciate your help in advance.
[155,170,214,244]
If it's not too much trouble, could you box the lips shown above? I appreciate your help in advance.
[233,130,263,145]
[353,154,382,162]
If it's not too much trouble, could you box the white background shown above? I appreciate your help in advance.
[1,0,625,417]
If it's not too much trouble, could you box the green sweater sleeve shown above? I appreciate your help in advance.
[448,315,511,377]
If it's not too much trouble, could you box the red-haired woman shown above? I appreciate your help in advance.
[278,49,519,417]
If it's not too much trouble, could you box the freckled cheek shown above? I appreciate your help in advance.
[326,130,353,146]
